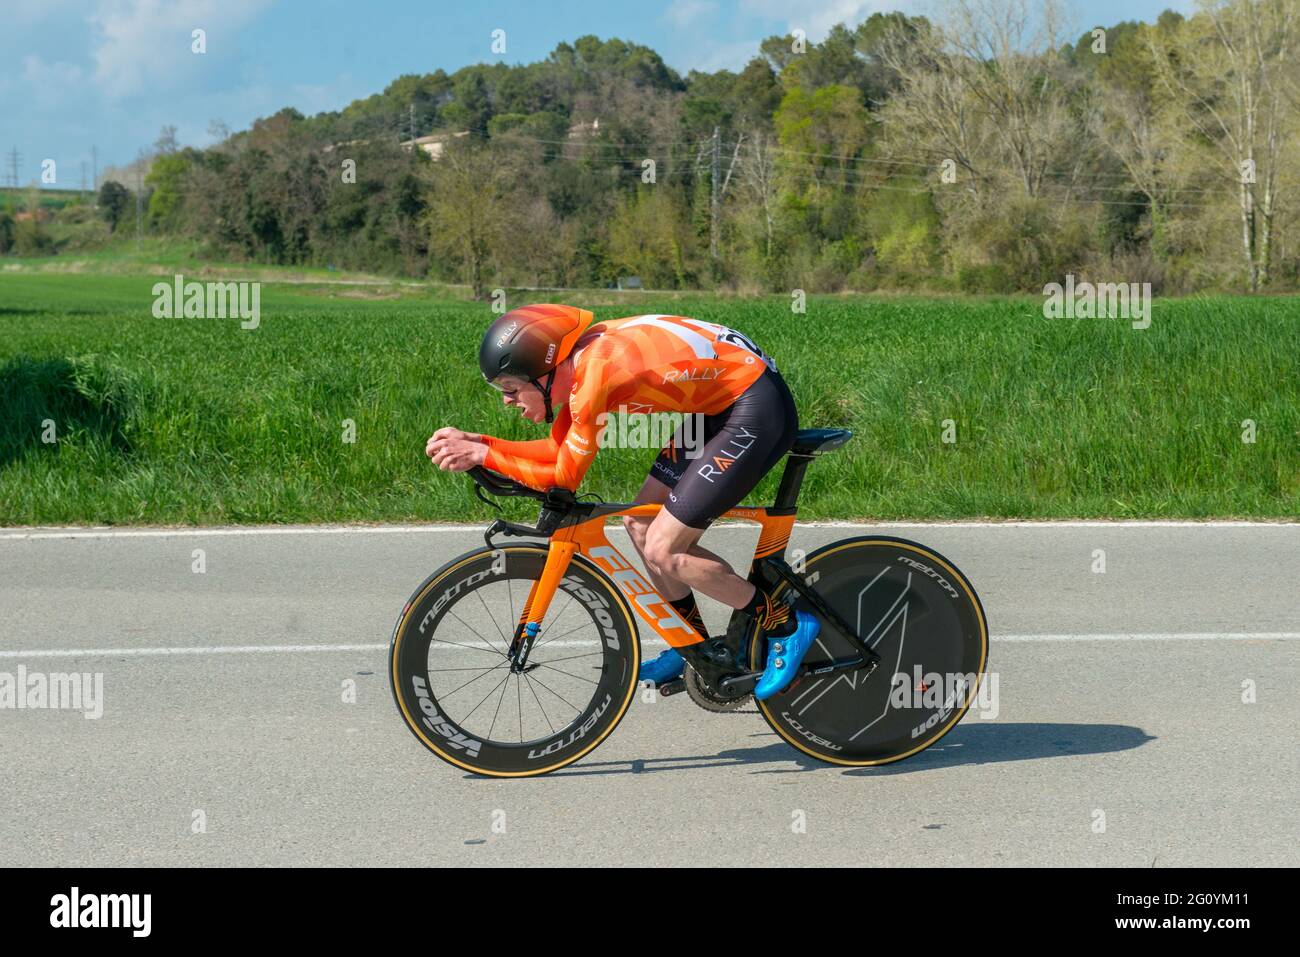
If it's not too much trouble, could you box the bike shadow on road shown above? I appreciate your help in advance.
[526,722,1155,778]
[837,722,1157,777]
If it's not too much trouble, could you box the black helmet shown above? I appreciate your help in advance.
[478,304,595,422]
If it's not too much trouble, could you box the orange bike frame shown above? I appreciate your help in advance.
[512,505,797,650]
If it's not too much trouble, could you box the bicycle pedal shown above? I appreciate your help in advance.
[657,678,687,697]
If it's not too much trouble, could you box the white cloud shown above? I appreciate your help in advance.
[739,0,913,38]
[22,55,86,109]
[88,0,268,99]
[665,0,719,29]
[692,39,769,72]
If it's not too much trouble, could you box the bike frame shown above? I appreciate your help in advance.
[513,503,799,653]
[481,436,880,675]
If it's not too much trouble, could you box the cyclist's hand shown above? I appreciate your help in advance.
[428,436,488,472]
[428,426,482,448]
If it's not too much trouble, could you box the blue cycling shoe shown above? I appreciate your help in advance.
[753,611,820,700]
[638,648,686,684]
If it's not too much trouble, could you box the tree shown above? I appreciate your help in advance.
[608,186,699,287]
[876,0,1078,198]
[12,217,54,256]
[1092,24,1184,259]
[97,181,132,233]
[774,85,871,179]
[145,152,191,231]
[738,133,780,258]
[1146,0,1299,290]
[730,58,783,129]
[423,142,515,297]
[442,70,493,135]
[154,125,179,155]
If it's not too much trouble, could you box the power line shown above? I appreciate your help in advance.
[413,127,1228,195]
[96,123,1237,215]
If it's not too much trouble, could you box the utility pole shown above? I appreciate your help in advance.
[135,163,143,250]
[409,103,416,144]
[720,133,745,199]
[5,147,21,188]
[91,145,98,193]
[710,126,720,259]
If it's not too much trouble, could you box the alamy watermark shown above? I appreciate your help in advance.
[1042,274,1151,329]
[0,666,104,719]
[889,667,1000,723]
[595,406,706,454]
[50,887,150,937]
[152,273,260,329]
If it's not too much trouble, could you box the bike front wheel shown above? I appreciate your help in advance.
[390,544,641,777]
[750,536,989,767]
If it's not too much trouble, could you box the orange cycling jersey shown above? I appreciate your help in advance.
[483,315,775,491]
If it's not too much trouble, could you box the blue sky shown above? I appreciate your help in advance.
[4,0,1196,187]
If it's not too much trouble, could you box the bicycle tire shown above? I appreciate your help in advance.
[749,536,989,767]
[390,544,641,777]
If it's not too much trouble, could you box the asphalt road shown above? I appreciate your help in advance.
[1,521,1296,867]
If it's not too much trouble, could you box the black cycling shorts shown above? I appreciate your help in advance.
[649,368,799,529]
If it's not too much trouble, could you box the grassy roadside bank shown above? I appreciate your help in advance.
[1,272,1297,525]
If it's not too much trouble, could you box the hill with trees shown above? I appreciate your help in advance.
[8,1,1300,295]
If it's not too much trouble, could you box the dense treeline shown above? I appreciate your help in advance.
[12,0,1300,294]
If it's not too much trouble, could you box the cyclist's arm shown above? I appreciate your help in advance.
[481,453,562,490]
[481,351,611,492]
[482,407,571,464]
[482,405,589,490]
[485,417,598,491]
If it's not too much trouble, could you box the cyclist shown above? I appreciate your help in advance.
[426,303,818,700]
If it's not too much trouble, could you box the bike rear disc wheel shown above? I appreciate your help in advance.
[390,544,640,777]
[750,536,988,767]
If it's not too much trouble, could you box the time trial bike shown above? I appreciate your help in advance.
[390,428,989,777]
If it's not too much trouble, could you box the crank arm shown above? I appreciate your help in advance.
[717,654,878,695]
[718,670,762,694]
[805,654,877,678]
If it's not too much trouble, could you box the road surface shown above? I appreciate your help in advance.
[1,521,1295,867]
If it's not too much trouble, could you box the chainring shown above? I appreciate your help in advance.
[684,665,754,713]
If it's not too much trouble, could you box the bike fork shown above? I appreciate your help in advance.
[508,540,578,673]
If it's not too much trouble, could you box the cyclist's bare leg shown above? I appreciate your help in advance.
[622,476,686,601]
[640,506,755,610]
[624,477,757,608]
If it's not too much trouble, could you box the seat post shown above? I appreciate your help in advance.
[772,454,813,512]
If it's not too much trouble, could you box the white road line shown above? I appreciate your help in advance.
[1,520,1296,540]
[995,632,1300,642]
[0,643,390,658]
[1,633,1295,659]
[0,526,486,540]
[805,520,1299,528]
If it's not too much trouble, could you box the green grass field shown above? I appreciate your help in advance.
[1,270,1297,525]
[0,186,93,211]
